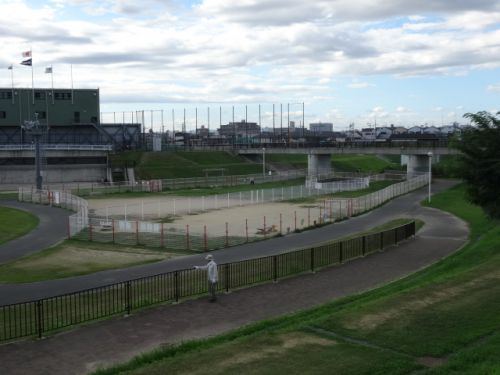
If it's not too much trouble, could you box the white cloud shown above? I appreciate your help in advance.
[347,81,375,89]
[487,84,500,92]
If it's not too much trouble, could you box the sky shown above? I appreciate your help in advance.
[1,0,500,131]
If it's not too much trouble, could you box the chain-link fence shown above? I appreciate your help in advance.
[18,173,427,252]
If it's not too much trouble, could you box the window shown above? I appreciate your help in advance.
[74,111,80,123]
[54,92,72,100]
[0,111,6,119]
[34,92,43,100]
[0,92,12,100]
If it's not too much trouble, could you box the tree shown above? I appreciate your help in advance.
[453,111,500,219]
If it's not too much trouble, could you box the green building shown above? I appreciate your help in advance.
[0,87,99,127]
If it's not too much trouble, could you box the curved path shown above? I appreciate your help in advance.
[0,179,464,305]
[0,199,70,264]
[0,179,469,375]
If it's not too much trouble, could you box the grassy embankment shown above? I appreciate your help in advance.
[111,151,263,180]
[0,206,39,245]
[92,184,500,375]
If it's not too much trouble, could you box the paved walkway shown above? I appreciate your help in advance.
[0,181,469,375]
[0,180,457,304]
[0,199,70,264]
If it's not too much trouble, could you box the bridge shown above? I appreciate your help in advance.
[0,144,111,184]
[238,144,459,177]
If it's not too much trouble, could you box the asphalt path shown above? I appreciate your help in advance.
[0,179,460,305]
[0,179,469,375]
[0,199,70,264]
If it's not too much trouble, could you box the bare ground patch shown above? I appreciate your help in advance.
[345,269,500,331]
[177,332,335,375]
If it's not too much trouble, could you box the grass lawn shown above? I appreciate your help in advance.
[111,151,262,180]
[82,178,305,199]
[266,153,400,173]
[0,240,183,284]
[92,184,500,375]
[0,206,39,245]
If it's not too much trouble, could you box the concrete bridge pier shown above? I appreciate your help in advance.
[308,153,332,177]
[406,154,432,178]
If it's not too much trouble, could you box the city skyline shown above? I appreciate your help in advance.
[1,0,499,129]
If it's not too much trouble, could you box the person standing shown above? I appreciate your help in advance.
[194,254,218,302]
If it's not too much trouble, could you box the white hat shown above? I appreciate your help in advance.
[205,254,213,260]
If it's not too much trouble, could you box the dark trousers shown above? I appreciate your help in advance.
[208,281,217,301]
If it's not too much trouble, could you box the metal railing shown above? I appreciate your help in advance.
[0,221,415,342]
[0,144,113,151]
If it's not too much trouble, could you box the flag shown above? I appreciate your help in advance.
[20,58,32,66]
[22,51,31,58]
[45,67,52,74]
[7,65,12,70]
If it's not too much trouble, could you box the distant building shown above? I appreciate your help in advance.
[218,120,261,138]
[310,122,333,133]
[0,87,140,149]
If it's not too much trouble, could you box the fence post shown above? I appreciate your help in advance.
[279,213,282,234]
[67,216,71,240]
[310,247,315,272]
[174,271,179,303]
[362,236,366,256]
[225,263,229,293]
[294,211,297,231]
[246,219,248,242]
[263,216,266,239]
[126,281,131,315]
[380,231,384,251]
[339,241,343,264]
[36,300,44,339]
[273,255,277,282]
[186,225,190,251]
[112,219,115,243]
[89,223,93,241]
[308,208,310,227]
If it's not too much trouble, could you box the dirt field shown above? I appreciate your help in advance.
[88,196,345,237]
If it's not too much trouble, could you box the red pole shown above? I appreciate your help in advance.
[204,225,207,251]
[136,221,139,245]
[186,224,190,250]
[160,222,164,248]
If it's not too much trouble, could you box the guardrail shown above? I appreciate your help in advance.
[0,221,415,342]
[0,144,113,151]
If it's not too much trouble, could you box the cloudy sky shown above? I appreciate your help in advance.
[1,0,500,130]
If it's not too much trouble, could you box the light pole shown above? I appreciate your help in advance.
[262,147,266,176]
[427,151,433,203]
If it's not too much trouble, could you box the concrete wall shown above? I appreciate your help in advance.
[406,154,431,177]
[0,165,106,184]
[307,153,332,176]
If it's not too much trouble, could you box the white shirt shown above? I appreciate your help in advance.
[195,260,218,283]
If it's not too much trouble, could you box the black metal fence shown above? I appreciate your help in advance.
[0,221,415,342]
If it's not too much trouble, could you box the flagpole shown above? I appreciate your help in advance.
[31,48,34,105]
[51,65,54,104]
[10,66,14,104]
[70,64,74,104]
